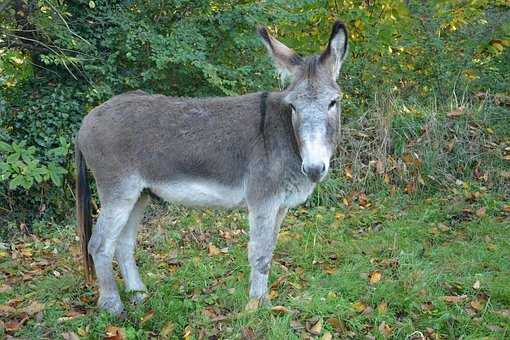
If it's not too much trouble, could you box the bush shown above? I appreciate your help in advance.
[0,0,508,230]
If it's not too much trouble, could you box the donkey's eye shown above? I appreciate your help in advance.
[328,100,337,109]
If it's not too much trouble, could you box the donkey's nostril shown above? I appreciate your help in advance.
[303,162,327,183]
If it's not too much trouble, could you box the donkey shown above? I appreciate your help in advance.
[75,21,348,315]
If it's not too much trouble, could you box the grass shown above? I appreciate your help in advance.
[1,187,509,339]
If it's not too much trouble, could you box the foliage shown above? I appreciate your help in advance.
[0,0,509,224]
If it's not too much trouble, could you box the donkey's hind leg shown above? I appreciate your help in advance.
[115,193,150,304]
[88,180,142,315]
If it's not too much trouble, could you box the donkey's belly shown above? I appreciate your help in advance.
[149,180,245,208]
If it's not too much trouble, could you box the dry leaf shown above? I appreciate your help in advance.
[352,301,367,313]
[470,299,484,311]
[140,309,155,324]
[475,207,486,217]
[241,326,256,340]
[270,305,290,314]
[0,284,12,293]
[306,318,322,336]
[208,243,221,256]
[23,301,44,316]
[322,332,333,340]
[344,165,353,179]
[326,317,344,332]
[377,302,388,314]
[160,321,175,338]
[441,295,467,303]
[472,280,481,289]
[447,106,465,117]
[105,325,125,340]
[183,325,192,340]
[378,321,392,337]
[62,332,80,340]
[369,271,382,284]
[0,304,16,316]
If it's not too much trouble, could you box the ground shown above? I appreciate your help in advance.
[0,189,509,339]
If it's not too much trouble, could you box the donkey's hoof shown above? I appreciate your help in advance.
[245,296,271,312]
[129,291,148,305]
[98,296,124,315]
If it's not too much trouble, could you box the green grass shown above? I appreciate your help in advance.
[1,188,509,339]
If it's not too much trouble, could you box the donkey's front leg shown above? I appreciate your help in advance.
[246,203,288,311]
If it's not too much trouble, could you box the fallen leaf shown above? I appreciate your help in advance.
[447,106,465,117]
[344,166,353,179]
[378,321,392,337]
[105,325,125,340]
[322,332,333,340]
[141,309,155,324]
[0,304,16,316]
[441,295,467,303]
[306,317,322,336]
[5,315,29,332]
[475,207,486,217]
[369,271,382,284]
[62,332,80,340]
[377,302,388,314]
[183,325,192,340]
[421,301,434,311]
[352,301,367,313]
[290,320,304,331]
[0,284,12,293]
[271,305,290,314]
[160,321,175,338]
[23,301,44,316]
[472,280,481,289]
[241,326,256,340]
[470,299,484,311]
[326,317,345,332]
[208,243,221,256]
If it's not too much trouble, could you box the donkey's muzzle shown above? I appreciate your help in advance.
[302,162,326,183]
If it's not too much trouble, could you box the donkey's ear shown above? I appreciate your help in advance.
[257,26,303,81]
[320,21,348,80]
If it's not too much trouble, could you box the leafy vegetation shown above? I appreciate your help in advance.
[0,0,509,338]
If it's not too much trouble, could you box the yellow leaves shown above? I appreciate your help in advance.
[183,325,192,340]
[352,300,367,313]
[369,271,382,284]
[207,243,221,256]
[344,165,353,179]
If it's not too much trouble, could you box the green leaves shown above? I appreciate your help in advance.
[0,139,69,190]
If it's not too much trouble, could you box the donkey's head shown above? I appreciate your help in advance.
[258,21,348,183]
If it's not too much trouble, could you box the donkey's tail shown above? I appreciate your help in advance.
[75,142,94,283]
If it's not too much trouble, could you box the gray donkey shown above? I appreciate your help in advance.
[75,21,348,315]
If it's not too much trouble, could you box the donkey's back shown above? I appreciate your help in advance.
[78,90,264,190]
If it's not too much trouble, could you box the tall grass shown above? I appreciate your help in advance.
[312,92,509,206]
